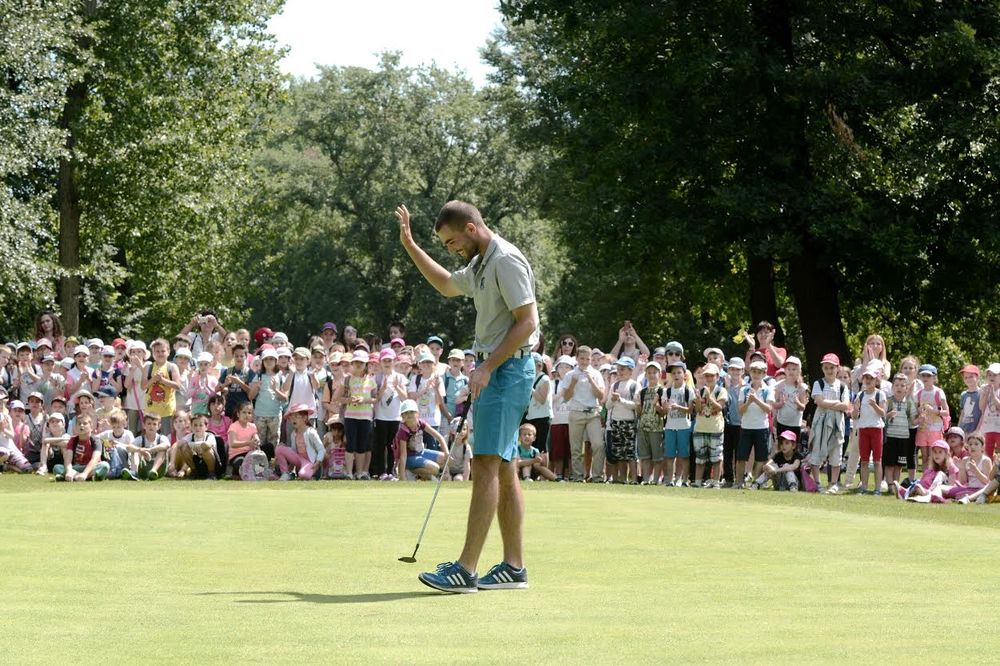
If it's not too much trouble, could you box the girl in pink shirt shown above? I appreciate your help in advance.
[226,401,257,477]
[275,403,324,480]
[894,439,957,502]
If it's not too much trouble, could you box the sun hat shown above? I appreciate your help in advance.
[665,341,684,355]
[72,345,90,357]
[126,340,150,359]
[448,349,465,361]
[328,351,343,364]
[292,347,310,358]
[352,350,370,364]
[702,363,720,376]
[918,364,938,376]
[400,399,418,414]
[555,355,576,369]
[929,439,949,451]
[749,360,767,371]
[703,347,723,359]
[286,403,315,417]
[416,351,435,364]
[821,353,840,366]
[945,426,966,441]
[778,429,798,443]
[260,348,278,361]
[74,388,94,401]
[959,364,980,376]
[615,357,636,369]
[987,363,1000,375]
[174,347,192,359]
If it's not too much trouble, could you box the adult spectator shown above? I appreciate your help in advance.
[178,310,228,357]
[556,334,579,360]
[319,322,338,351]
[743,320,786,377]
[609,321,650,362]
[34,311,66,359]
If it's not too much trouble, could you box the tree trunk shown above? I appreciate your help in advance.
[56,0,97,336]
[57,78,87,336]
[788,244,850,381]
[747,254,782,344]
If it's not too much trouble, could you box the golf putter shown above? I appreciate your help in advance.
[399,400,472,563]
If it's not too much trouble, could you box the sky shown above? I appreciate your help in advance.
[268,0,504,86]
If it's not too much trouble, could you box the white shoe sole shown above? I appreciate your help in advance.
[477,581,528,590]
[418,575,478,594]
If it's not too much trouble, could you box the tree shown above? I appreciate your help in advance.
[0,0,85,339]
[54,0,285,337]
[241,54,561,346]
[488,1,1000,380]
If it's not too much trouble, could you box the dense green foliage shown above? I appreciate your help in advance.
[239,54,562,346]
[488,0,1000,388]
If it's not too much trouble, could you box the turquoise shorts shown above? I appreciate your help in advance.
[472,355,534,462]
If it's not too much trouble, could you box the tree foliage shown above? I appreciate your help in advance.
[241,54,561,347]
[488,0,1000,387]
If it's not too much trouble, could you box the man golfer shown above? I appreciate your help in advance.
[395,200,538,593]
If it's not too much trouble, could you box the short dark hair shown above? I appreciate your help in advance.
[389,321,406,334]
[435,200,484,231]
[232,343,246,353]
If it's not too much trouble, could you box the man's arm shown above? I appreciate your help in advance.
[395,205,462,298]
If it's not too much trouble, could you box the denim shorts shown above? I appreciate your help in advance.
[471,355,534,461]
[663,428,692,458]
[406,449,441,471]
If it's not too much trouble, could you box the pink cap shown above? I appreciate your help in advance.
[778,429,798,443]
[929,439,949,451]
[286,403,314,417]
[389,337,405,347]
[379,349,397,361]
[821,353,840,366]
[959,364,980,376]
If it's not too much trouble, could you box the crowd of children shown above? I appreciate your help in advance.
[1,312,998,503]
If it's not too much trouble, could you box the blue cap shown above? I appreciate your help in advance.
[614,357,636,369]
[97,387,117,398]
[463,349,475,357]
[667,360,687,371]
[426,335,444,346]
[918,364,938,376]
[727,357,745,369]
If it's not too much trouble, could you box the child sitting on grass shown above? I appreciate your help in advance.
[37,412,70,475]
[947,433,992,502]
[174,413,218,480]
[123,413,171,480]
[324,421,349,479]
[95,410,133,479]
[517,423,557,482]
[752,430,801,491]
[959,434,1000,504]
[394,399,448,481]
[893,439,957,502]
[227,401,260,479]
[276,403,324,481]
[53,414,110,482]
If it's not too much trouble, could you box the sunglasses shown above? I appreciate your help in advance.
[561,340,574,346]
[666,352,681,356]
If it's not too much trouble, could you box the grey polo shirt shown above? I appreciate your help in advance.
[449,234,539,354]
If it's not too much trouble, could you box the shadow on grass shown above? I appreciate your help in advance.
[196,590,443,604]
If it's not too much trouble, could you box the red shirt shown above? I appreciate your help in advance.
[763,346,787,378]
[67,435,102,466]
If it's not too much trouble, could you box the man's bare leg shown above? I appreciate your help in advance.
[458,456,501,573]
[496,459,525,568]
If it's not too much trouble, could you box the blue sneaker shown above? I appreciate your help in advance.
[477,561,528,590]
[418,561,478,594]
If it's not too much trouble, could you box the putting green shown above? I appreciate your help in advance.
[3,475,998,664]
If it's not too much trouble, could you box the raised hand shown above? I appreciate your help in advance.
[395,204,414,246]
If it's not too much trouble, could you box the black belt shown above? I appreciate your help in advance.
[476,349,530,362]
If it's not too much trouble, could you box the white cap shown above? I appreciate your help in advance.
[86,338,104,348]
[555,355,577,369]
[276,347,292,358]
[72,345,90,357]
[260,349,278,361]
[400,399,418,414]
[988,363,1000,375]
[749,360,767,371]
[783,356,802,367]
[271,332,289,344]
[174,348,192,359]
[197,352,214,364]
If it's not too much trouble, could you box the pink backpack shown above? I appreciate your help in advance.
[800,465,819,492]
[239,450,273,481]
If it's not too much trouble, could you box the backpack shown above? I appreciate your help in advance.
[665,385,692,405]
[818,378,849,403]
[239,450,273,481]
[933,388,951,430]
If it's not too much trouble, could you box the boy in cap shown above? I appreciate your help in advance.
[54,414,110,481]
[915,364,949,471]
[663,359,694,486]
[635,361,666,484]
[692,363,728,487]
[604,356,639,483]
[807,353,852,493]
[722,357,746,484]
[852,365,887,494]
[443,348,470,437]
[957,364,982,435]
[735,360,774,488]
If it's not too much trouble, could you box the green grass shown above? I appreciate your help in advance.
[3,474,999,664]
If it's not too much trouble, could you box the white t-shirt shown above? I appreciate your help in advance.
[374,371,407,421]
[663,383,693,430]
[739,384,774,430]
[287,370,317,411]
[409,374,445,427]
[774,381,807,427]
[551,378,571,426]
[855,389,886,429]
[565,367,605,411]
[525,373,553,420]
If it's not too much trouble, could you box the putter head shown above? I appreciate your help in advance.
[398,556,417,563]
